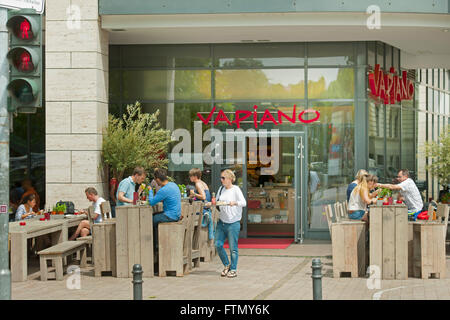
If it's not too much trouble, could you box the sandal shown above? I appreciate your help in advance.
[227,270,237,278]
[221,265,230,277]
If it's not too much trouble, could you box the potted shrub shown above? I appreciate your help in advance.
[101,101,171,183]
[56,203,66,215]
[51,206,57,215]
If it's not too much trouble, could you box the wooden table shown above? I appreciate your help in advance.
[369,204,408,280]
[9,214,86,282]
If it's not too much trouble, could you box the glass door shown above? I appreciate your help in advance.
[213,131,308,241]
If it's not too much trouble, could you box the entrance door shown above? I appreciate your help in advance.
[214,131,308,243]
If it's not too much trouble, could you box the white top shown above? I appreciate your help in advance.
[93,197,106,223]
[398,178,423,212]
[15,204,35,221]
[348,187,367,211]
[216,185,247,223]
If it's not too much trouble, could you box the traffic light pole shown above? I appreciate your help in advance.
[0,7,12,300]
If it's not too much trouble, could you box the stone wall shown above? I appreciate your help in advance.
[45,0,109,209]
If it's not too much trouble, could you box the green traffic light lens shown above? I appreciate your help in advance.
[8,79,35,103]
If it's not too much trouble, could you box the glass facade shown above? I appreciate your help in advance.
[109,41,450,239]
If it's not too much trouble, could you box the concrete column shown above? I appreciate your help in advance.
[45,0,109,209]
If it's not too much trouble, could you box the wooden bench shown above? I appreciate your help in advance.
[331,221,366,278]
[38,240,87,281]
[412,203,448,279]
[158,202,194,277]
[191,201,204,269]
[93,221,116,277]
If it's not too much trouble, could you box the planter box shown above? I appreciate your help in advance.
[369,205,408,280]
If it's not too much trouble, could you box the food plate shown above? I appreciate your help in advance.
[216,201,230,206]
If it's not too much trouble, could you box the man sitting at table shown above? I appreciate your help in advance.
[148,168,181,247]
[116,166,147,206]
[376,169,424,220]
[69,187,105,241]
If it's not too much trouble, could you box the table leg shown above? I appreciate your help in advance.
[39,257,48,281]
[10,232,27,282]
[55,256,64,281]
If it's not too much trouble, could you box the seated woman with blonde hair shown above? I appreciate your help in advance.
[348,174,379,221]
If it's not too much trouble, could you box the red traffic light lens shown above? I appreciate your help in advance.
[19,19,32,40]
[9,17,34,40]
[10,48,35,72]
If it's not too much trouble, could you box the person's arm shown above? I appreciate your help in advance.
[117,191,133,204]
[230,186,247,207]
[376,183,402,190]
[148,188,166,206]
[369,188,380,198]
[361,188,376,205]
[15,205,31,220]
[192,182,206,200]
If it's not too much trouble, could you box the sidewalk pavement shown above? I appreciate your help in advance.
[11,240,450,300]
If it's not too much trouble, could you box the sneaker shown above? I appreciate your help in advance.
[227,270,237,278]
[221,265,230,277]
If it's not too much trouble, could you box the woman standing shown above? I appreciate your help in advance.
[15,194,39,221]
[348,174,378,221]
[188,168,214,240]
[215,169,246,278]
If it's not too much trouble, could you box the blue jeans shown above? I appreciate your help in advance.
[348,210,365,220]
[201,208,216,240]
[153,213,178,247]
[215,220,240,271]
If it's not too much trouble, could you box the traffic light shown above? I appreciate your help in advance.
[6,9,42,113]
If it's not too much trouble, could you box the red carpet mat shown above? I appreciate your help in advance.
[223,238,294,249]
[247,231,295,237]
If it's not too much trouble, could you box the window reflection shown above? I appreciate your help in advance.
[368,102,385,180]
[307,43,354,66]
[307,102,354,230]
[215,69,305,100]
[307,68,354,99]
[122,70,211,100]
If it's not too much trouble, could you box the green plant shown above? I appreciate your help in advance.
[56,203,66,213]
[52,206,57,212]
[378,188,392,199]
[423,129,450,186]
[178,184,186,195]
[101,101,172,181]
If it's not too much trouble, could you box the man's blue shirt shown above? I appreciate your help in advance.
[116,176,136,206]
[148,182,181,220]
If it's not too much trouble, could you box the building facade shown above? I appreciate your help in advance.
[10,0,450,241]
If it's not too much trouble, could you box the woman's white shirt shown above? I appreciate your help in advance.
[348,188,367,211]
[217,185,247,223]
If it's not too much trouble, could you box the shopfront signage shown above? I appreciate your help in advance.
[0,0,45,13]
[368,64,414,104]
[197,105,320,129]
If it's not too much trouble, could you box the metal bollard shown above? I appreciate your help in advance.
[311,258,323,300]
[132,264,143,300]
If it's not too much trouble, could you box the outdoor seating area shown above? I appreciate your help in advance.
[7,199,219,282]
[326,201,449,280]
